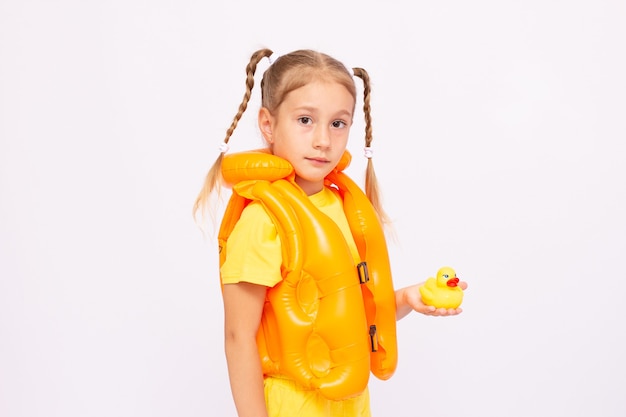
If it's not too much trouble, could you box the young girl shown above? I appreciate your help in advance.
[194,48,466,417]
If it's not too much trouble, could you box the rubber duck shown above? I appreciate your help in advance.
[419,266,464,309]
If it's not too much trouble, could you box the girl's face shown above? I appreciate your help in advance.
[259,80,354,196]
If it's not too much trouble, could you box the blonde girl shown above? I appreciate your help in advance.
[194,48,466,417]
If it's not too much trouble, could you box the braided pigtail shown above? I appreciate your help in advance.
[193,48,274,224]
[352,67,391,226]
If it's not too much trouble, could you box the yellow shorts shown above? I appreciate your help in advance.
[264,376,371,417]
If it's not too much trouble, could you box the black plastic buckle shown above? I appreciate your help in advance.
[369,325,378,352]
[357,262,369,284]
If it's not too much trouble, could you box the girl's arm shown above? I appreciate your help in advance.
[394,281,468,321]
[222,282,269,417]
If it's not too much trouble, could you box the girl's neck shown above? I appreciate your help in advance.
[295,177,324,196]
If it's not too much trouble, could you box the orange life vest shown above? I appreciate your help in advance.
[218,149,398,400]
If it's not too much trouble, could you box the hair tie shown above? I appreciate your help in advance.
[268,52,281,65]
[219,142,230,154]
[364,147,373,159]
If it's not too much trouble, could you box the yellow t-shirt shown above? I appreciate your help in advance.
[220,186,360,286]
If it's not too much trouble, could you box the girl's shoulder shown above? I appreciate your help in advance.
[235,201,275,234]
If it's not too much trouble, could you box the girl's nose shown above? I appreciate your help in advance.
[313,127,331,149]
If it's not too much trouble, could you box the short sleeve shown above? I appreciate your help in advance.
[220,201,283,287]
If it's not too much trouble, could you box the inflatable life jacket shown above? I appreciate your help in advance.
[217,149,398,400]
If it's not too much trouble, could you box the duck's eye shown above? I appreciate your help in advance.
[443,274,449,279]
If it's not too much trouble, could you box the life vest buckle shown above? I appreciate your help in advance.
[357,262,369,284]
[369,325,378,352]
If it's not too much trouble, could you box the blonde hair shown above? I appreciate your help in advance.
[193,48,390,225]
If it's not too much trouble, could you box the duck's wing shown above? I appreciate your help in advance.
[419,285,434,303]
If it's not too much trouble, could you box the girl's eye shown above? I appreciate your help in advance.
[332,120,347,128]
[298,117,312,125]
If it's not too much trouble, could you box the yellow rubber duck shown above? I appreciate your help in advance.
[419,266,464,309]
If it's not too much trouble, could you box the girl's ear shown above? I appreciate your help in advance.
[258,107,274,143]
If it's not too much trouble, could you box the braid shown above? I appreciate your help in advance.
[353,68,373,147]
[223,48,273,144]
[193,48,273,227]
[353,67,391,226]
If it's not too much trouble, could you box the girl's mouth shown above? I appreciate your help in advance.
[306,157,329,165]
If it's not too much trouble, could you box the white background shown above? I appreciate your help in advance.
[1,1,625,416]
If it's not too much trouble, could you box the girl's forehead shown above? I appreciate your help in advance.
[289,79,353,99]
[281,81,354,109]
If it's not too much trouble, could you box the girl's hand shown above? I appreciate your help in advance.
[395,281,468,320]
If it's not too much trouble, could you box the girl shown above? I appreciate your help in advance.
[194,48,466,417]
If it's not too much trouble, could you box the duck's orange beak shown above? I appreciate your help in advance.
[447,277,460,287]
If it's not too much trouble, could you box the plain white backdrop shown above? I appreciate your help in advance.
[1,1,625,416]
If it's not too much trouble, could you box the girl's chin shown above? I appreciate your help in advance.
[294,176,326,193]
